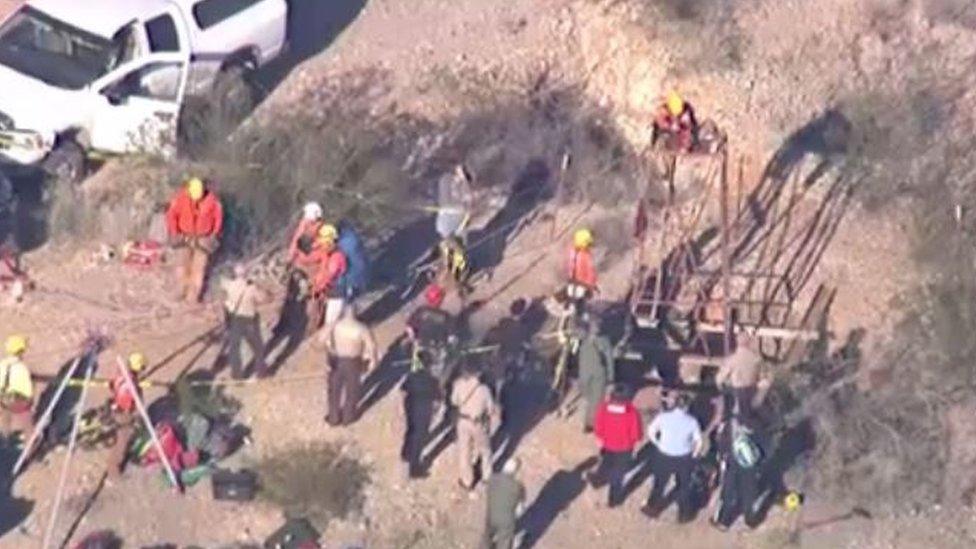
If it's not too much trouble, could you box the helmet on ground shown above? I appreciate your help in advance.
[425,283,446,308]
[128,352,147,372]
[186,177,205,201]
[573,228,594,249]
[4,335,26,356]
[302,202,323,221]
[666,91,685,117]
[317,224,338,243]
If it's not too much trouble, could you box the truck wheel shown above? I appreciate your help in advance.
[212,64,257,129]
[43,141,86,185]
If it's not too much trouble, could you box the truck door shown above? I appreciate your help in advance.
[89,10,191,156]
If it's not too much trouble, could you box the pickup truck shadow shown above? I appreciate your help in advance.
[181,0,366,156]
[256,0,366,91]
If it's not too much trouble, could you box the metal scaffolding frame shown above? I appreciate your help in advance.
[625,140,828,373]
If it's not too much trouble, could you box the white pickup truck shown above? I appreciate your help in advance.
[0,0,288,181]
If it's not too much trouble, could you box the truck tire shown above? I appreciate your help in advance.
[212,64,257,129]
[43,141,86,185]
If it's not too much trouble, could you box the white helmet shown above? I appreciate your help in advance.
[302,201,323,221]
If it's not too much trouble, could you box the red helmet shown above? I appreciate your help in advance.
[425,283,445,308]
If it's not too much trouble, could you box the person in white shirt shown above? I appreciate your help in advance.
[642,391,703,523]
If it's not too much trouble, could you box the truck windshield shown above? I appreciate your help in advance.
[0,7,117,90]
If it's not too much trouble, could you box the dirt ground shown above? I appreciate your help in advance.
[2,0,976,547]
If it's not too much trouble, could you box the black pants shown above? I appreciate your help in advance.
[225,313,265,379]
[590,449,631,507]
[401,403,433,475]
[327,357,364,426]
[716,461,760,527]
[647,452,695,520]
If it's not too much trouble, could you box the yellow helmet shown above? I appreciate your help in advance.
[573,228,594,249]
[186,177,205,201]
[128,352,147,372]
[4,335,27,356]
[666,91,685,117]
[317,223,338,243]
[783,491,802,511]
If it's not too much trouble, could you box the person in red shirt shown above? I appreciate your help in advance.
[107,352,145,479]
[589,383,642,507]
[653,91,699,153]
[166,177,223,303]
[288,202,324,263]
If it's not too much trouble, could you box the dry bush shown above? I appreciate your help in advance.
[255,442,371,528]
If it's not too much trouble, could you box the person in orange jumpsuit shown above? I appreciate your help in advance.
[166,178,223,303]
[566,228,598,305]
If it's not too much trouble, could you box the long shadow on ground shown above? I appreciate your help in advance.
[516,457,597,549]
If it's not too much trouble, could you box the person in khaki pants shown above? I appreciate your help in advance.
[166,177,223,303]
[451,361,499,491]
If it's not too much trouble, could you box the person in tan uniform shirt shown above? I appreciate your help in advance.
[218,264,270,379]
[451,361,499,490]
[315,304,377,426]
[716,333,763,415]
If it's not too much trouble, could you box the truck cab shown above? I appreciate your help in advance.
[0,0,287,182]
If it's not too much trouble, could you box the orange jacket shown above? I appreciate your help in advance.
[110,371,140,413]
[288,219,323,262]
[166,189,223,238]
[313,249,348,296]
[567,246,597,288]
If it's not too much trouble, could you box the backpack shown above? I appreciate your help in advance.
[337,225,370,299]
[731,425,762,469]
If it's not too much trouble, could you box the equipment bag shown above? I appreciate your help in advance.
[264,517,321,549]
[732,427,763,469]
[212,468,258,501]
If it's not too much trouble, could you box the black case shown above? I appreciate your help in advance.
[211,469,258,501]
[263,518,321,549]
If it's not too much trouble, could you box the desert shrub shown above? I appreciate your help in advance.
[255,442,371,528]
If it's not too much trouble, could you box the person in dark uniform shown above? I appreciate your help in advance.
[712,413,764,530]
[400,366,440,479]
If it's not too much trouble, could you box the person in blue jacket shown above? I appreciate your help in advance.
[336,220,371,302]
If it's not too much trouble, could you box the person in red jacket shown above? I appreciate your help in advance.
[288,201,324,263]
[588,383,642,507]
[166,177,223,303]
[107,352,145,479]
[297,224,348,330]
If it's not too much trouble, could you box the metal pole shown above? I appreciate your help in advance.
[720,150,733,356]
[550,152,571,239]
[41,354,96,549]
[12,356,83,475]
[115,356,181,492]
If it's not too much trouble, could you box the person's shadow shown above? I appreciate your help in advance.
[358,337,410,417]
[0,439,33,537]
[516,457,597,549]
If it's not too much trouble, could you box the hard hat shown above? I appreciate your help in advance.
[317,224,338,243]
[573,228,593,249]
[666,91,685,117]
[425,283,445,308]
[4,335,26,356]
[302,202,323,221]
[128,352,147,372]
[186,177,205,201]
[783,491,802,511]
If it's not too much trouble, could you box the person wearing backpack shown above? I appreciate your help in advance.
[336,220,371,303]
[712,413,764,530]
